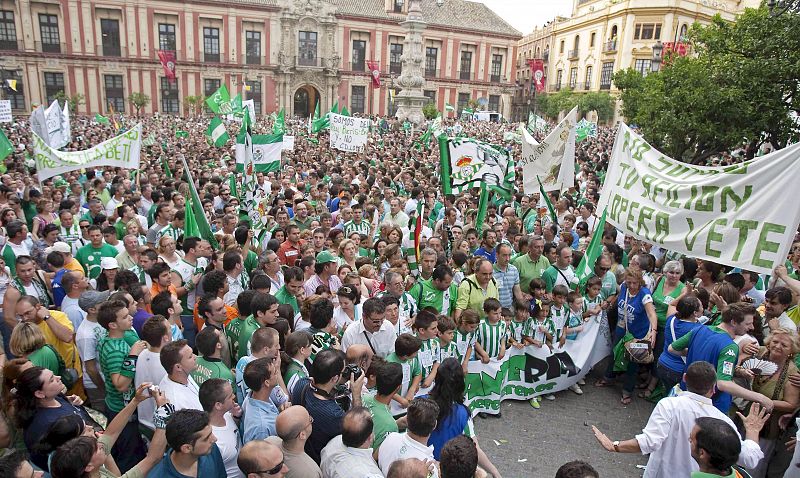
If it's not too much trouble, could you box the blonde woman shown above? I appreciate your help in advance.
[10,322,62,374]
[126,219,147,246]
[156,235,183,269]
[337,238,358,269]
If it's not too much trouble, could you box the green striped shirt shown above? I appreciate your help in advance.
[477,319,508,358]
[439,341,459,362]
[508,318,532,343]
[531,317,556,344]
[98,336,136,412]
[417,337,440,380]
[549,304,570,340]
[453,329,477,361]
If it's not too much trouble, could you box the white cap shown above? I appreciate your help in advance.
[100,257,119,270]
[44,242,71,254]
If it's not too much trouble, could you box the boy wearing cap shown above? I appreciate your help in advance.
[46,241,84,276]
[303,250,343,296]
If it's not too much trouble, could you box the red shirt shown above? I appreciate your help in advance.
[277,240,304,267]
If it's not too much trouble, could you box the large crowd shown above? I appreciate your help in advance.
[0,108,797,478]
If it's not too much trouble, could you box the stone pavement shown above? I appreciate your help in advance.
[476,365,656,478]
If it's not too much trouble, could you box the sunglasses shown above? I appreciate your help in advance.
[254,459,285,475]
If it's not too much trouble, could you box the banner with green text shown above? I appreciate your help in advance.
[464,318,611,415]
[33,123,142,181]
[597,124,800,275]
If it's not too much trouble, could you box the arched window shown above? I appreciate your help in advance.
[610,25,618,39]
[679,24,688,41]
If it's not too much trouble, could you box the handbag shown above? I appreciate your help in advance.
[622,290,654,364]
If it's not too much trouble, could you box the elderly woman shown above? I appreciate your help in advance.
[747,327,800,478]
[156,235,183,269]
[597,268,658,405]
[337,238,358,269]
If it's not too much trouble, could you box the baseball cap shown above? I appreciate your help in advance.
[45,242,71,255]
[78,290,111,312]
[315,250,336,264]
[101,257,119,270]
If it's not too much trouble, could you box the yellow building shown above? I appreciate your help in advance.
[514,0,759,122]
[0,0,520,117]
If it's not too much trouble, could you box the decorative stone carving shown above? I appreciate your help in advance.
[394,0,429,124]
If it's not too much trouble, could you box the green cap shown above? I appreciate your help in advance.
[316,250,336,264]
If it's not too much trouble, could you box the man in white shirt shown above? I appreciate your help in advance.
[74,290,110,410]
[377,398,440,478]
[135,316,171,433]
[591,362,766,478]
[200,378,244,478]
[158,338,202,411]
[341,297,397,358]
[320,407,384,478]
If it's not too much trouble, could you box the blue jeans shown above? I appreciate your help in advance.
[605,328,640,394]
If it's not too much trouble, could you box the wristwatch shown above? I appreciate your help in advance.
[613,440,620,452]
[43,314,51,321]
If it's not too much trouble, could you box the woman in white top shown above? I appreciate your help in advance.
[333,285,362,332]
[156,235,183,269]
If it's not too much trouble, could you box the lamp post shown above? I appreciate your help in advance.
[651,40,663,73]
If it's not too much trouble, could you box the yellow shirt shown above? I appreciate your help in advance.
[37,310,82,375]
[64,259,84,276]
[788,305,800,326]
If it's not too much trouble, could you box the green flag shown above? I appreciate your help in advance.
[475,182,490,235]
[272,108,285,135]
[0,130,12,161]
[175,130,189,138]
[142,133,156,147]
[206,117,229,147]
[161,156,173,178]
[179,155,219,248]
[331,99,339,114]
[313,100,321,121]
[445,102,455,113]
[341,106,350,117]
[228,174,239,200]
[183,196,200,239]
[311,100,330,133]
[575,208,607,290]
[205,85,231,114]
[94,113,110,125]
[230,94,243,116]
[537,176,557,225]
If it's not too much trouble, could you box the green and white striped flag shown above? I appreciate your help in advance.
[404,201,425,275]
[205,85,231,114]
[575,208,607,290]
[142,133,156,147]
[206,117,230,147]
[236,115,283,173]
[445,102,455,113]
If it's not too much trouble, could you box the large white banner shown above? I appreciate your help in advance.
[281,135,295,151]
[33,123,143,180]
[465,317,611,415]
[0,100,12,123]
[520,106,577,194]
[330,113,369,152]
[597,123,800,274]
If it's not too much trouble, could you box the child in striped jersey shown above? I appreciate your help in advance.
[436,315,459,363]
[453,309,481,372]
[385,333,423,416]
[563,291,589,396]
[508,300,534,350]
[282,331,312,397]
[413,310,440,395]
[583,276,605,324]
[549,285,571,343]
[475,298,507,364]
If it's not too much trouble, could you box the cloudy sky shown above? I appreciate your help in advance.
[473,0,573,34]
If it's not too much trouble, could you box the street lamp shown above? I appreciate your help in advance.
[768,0,800,16]
[436,0,445,6]
[651,40,663,73]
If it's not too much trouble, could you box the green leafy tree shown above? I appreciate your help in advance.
[538,89,577,120]
[613,6,800,162]
[183,95,205,117]
[422,102,439,120]
[53,91,85,112]
[577,91,615,123]
[127,92,150,115]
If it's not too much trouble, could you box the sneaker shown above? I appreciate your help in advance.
[529,397,541,409]
[544,393,556,401]
[578,378,586,386]
[478,412,489,419]
[493,411,502,419]
[569,384,584,395]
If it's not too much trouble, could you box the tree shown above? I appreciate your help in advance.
[422,102,439,120]
[53,91,85,112]
[577,91,615,123]
[128,92,150,115]
[183,95,205,117]
[467,98,480,111]
[538,89,577,120]
[613,6,800,162]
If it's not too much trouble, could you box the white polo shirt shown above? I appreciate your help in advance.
[377,432,439,478]
[158,375,202,411]
[341,319,397,359]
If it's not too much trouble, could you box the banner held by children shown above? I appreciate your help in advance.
[329,113,370,152]
[33,123,143,180]
[597,123,800,275]
[465,318,611,415]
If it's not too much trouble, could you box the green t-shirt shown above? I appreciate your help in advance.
[275,285,300,317]
[75,243,119,279]
[670,326,738,382]
[98,335,136,412]
[225,317,245,364]
[386,352,422,401]
[512,253,551,293]
[235,315,261,361]
[541,265,578,293]
[690,471,737,478]
[652,279,685,327]
[364,394,398,449]
[409,279,458,316]
[29,345,61,374]
[243,250,259,275]
[191,357,235,387]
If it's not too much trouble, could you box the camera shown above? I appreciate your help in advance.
[345,363,362,381]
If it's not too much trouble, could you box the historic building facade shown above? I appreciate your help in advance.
[513,0,759,122]
[0,0,520,117]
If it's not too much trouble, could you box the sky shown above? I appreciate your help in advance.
[473,0,574,35]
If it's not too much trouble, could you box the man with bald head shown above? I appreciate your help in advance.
[238,440,288,478]
[265,406,321,478]
[320,407,383,478]
[387,458,432,478]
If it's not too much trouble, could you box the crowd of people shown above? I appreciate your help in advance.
[0,108,797,478]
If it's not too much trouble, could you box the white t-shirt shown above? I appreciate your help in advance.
[75,319,104,389]
[158,375,202,411]
[333,304,362,330]
[213,412,244,478]
[135,349,167,430]
[377,432,439,478]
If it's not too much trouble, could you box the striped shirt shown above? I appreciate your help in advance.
[155,224,183,243]
[508,318,532,343]
[439,341,459,362]
[531,317,556,344]
[476,319,508,358]
[453,329,477,361]
[549,304,570,340]
[417,337,440,380]
[343,220,371,237]
[98,336,136,412]
[493,263,521,309]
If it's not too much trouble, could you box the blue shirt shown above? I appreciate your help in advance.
[146,445,226,477]
[681,326,738,413]
[242,395,279,442]
[290,377,345,463]
[658,315,702,373]
[51,268,67,307]
[425,401,471,460]
[474,247,496,264]
[615,284,653,339]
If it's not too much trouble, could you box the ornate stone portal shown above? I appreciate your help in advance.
[393,0,429,125]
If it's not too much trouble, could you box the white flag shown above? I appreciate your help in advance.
[43,100,70,149]
[520,106,577,194]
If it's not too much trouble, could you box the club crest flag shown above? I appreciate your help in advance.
[367,60,381,88]
[596,123,800,275]
[157,50,177,84]
[521,106,577,194]
[527,58,546,93]
[30,100,71,149]
[439,136,515,200]
[235,132,283,173]
[33,123,143,180]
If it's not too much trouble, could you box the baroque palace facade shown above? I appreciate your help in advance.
[0,0,520,117]
[512,0,759,122]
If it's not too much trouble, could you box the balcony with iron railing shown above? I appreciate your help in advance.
[603,40,617,52]
[36,41,65,54]
[568,49,579,60]
[154,49,182,61]
[458,70,473,81]
[204,51,222,63]
[0,39,20,51]
[424,68,440,79]
[246,54,261,65]
[490,73,502,83]
[101,43,126,57]
[584,80,592,90]
[297,55,319,67]
[599,82,611,90]
[389,62,402,75]
[543,51,549,62]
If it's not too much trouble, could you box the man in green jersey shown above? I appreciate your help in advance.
[364,360,403,449]
[75,225,118,279]
[191,326,235,387]
[236,292,280,361]
[409,265,458,317]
